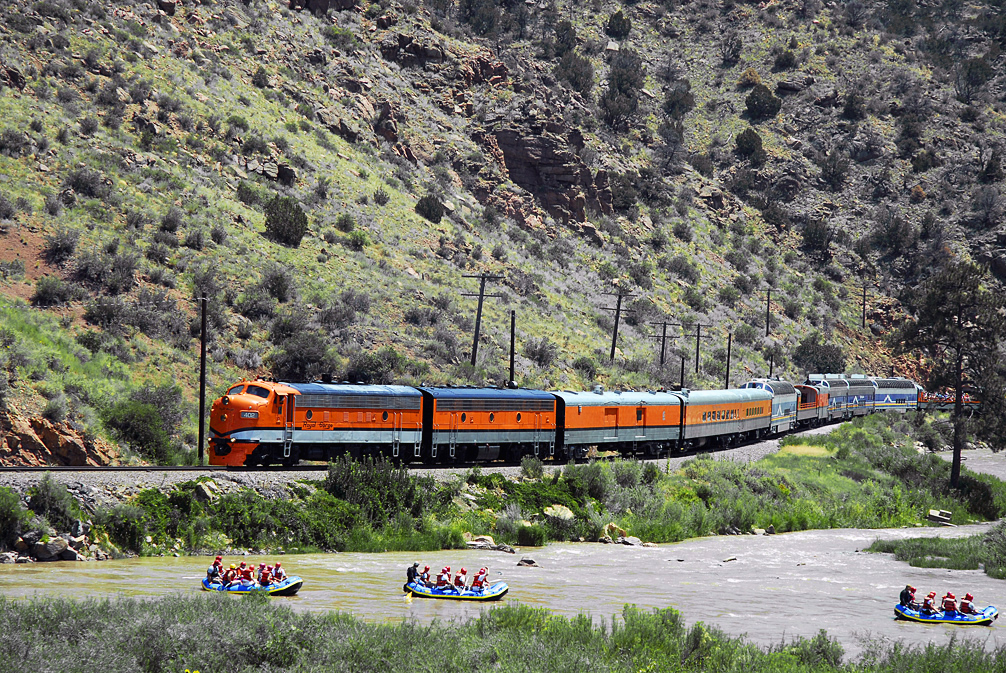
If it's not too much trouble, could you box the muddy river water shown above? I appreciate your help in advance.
[4,523,1006,658]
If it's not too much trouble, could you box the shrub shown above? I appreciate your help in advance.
[43,227,79,264]
[335,212,356,232]
[251,66,269,88]
[79,116,98,135]
[42,393,69,423]
[104,400,171,463]
[325,455,428,526]
[663,80,695,120]
[555,51,594,95]
[373,187,390,206]
[93,503,146,551]
[793,334,846,373]
[735,128,763,158]
[28,473,84,532]
[774,49,797,70]
[524,337,558,369]
[31,276,73,306]
[236,181,261,206]
[183,229,205,250]
[605,10,631,38]
[160,207,184,233]
[0,487,27,549]
[572,356,598,379]
[268,330,338,381]
[323,25,360,51]
[745,84,782,120]
[517,524,548,546]
[264,196,308,247]
[346,346,403,384]
[346,230,369,250]
[210,225,227,245]
[260,264,296,302]
[415,190,444,223]
[64,168,109,199]
[521,456,545,480]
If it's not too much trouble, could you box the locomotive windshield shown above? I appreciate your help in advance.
[227,385,244,395]
[246,385,271,399]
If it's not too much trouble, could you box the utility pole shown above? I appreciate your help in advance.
[725,331,733,389]
[461,273,502,367]
[647,320,680,366]
[680,353,686,389]
[862,282,868,330]
[765,289,772,337]
[693,323,711,374]
[602,291,635,361]
[198,295,207,466]
[509,310,516,385]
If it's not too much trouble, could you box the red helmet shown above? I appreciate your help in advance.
[946,592,955,599]
[446,566,450,571]
[460,568,467,574]
[965,593,974,601]
[423,565,430,571]
[215,556,223,561]
[240,561,247,567]
[481,567,487,573]
[928,592,936,597]
[259,563,266,568]
[275,562,281,568]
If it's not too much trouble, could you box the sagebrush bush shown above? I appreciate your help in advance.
[0,487,27,549]
[415,190,444,223]
[104,400,171,463]
[43,227,79,264]
[28,473,83,532]
[31,276,74,306]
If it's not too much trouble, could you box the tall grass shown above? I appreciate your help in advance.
[867,521,1006,579]
[2,594,1005,672]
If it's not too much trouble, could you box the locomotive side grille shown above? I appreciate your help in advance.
[297,394,421,410]
[436,399,554,412]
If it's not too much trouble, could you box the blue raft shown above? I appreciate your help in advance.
[894,604,998,626]
[202,576,303,596]
[404,581,509,601]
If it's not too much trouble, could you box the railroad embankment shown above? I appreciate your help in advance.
[1,413,1003,562]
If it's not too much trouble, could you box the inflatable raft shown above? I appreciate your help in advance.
[403,581,508,601]
[202,576,303,596]
[894,604,998,626]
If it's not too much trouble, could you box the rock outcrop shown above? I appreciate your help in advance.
[475,114,612,224]
[0,410,117,466]
[379,33,449,68]
[289,0,357,15]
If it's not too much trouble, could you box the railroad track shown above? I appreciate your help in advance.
[0,465,330,473]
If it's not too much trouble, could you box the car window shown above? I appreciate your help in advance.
[227,385,244,395]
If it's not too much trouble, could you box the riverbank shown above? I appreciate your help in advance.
[2,591,1006,672]
[1,413,1003,560]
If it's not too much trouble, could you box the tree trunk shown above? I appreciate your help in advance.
[951,348,964,488]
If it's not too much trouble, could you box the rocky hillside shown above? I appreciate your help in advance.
[0,0,994,462]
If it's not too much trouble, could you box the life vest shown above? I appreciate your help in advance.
[922,597,935,611]
[273,567,286,581]
[454,574,466,588]
[960,599,976,614]
[260,569,272,586]
[436,573,449,588]
[419,572,430,584]
[241,567,254,581]
[942,597,957,612]
[223,569,237,583]
[471,573,485,589]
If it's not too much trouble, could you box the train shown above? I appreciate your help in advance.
[208,373,926,467]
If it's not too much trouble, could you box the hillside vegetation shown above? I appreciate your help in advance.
[0,0,998,460]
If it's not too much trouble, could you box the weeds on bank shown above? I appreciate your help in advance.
[867,521,1006,579]
[3,594,1006,672]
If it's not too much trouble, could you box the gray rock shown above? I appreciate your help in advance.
[516,558,539,567]
[32,537,68,561]
[619,536,642,546]
[59,547,84,562]
[0,552,16,564]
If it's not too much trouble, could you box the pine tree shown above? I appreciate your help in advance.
[894,261,1006,486]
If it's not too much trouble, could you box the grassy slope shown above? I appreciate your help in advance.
[0,0,976,458]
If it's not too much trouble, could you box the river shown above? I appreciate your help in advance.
[2,522,1004,659]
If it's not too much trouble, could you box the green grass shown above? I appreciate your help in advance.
[5,593,1006,671]
[867,521,1006,579]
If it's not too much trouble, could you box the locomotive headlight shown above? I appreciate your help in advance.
[222,396,230,406]
[240,411,259,419]
[220,414,227,421]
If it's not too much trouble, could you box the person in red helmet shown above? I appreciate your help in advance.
[260,565,273,587]
[959,593,978,615]
[470,567,488,592]
[257,562,267,583]
[436,567,450,589]
[240,562,255,587]
[454,568,468,590]
[272,562,287,582]
[419,565,431,586]
[921,592,937,615]
[942,592,958,613]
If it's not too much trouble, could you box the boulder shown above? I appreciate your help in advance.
[516,558,539,567]
[373,101,401,143]
[766,524,775,535]
[14,538,28,553]
[0,552,16,564]
[289,0,357,14]
[603,523,626,539]
[380,33,447,68]
[157,0,177,15]
[618,536,642,546]
[641,542,658,548]
[31,537,68,561]
[192,482,218,503]
[59,547,84,562]
[598,534,613,544]
[4,66,26,91]
[20,530,42,546]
